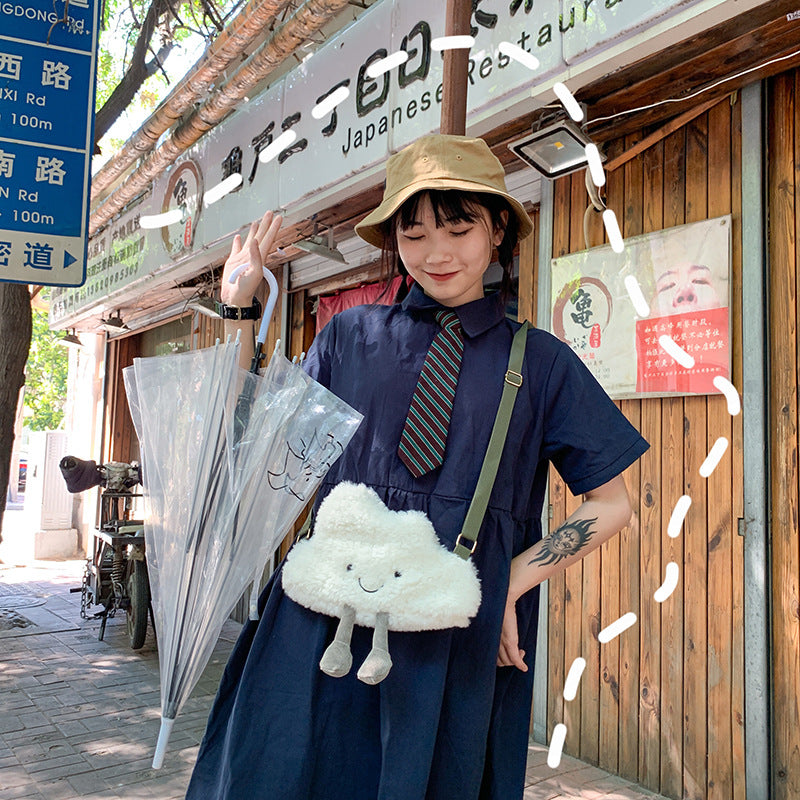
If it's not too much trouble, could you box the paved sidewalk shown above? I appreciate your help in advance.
[0,514,671,800]
[0,557,238,800]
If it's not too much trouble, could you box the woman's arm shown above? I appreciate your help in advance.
[220,210,283,370]
[496,473,632,671]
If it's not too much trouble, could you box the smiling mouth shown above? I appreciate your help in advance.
[357,578,383,594]
[425,271,458,282]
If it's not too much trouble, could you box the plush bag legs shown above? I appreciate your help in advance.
[319,607,393,684]
[319,605,355,678]
[356,612,392,685]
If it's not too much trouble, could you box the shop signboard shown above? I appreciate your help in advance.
[51,0,744,325]
[550,215,731,398]
[0,0,99,286]
[562,0,719,65]
[282,0,566,208]
[48,191,160,324]
[151,78,284,259]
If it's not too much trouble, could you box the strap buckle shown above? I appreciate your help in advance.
[504,369,523,388]
[454,533,477,555]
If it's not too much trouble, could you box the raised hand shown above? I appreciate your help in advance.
[221,210,283,306]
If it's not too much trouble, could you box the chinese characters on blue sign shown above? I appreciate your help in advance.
[0,0,98,286]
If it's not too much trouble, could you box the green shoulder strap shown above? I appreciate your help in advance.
[454,321,530,560]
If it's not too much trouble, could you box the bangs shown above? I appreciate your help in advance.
[396,190,485,230]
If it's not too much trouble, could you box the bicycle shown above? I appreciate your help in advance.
[60,457,152,649]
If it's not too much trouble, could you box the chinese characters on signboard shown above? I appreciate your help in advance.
[550,216,731,398]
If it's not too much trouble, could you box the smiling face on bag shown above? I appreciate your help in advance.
[344,553,404,596]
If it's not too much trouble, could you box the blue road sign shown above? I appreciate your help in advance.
[0,0,99,286]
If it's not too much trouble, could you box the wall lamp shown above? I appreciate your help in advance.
[100,311,129,334]
[508,117,602,179]
[294,226,347,265]
[58,329,83,348]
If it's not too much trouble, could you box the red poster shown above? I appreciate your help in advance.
[635,306,729,394]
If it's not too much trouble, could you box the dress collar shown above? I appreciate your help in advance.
[400,283,506,338]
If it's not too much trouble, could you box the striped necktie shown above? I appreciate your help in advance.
[398,309,464,478]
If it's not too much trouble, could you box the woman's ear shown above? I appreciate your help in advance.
[493,209,509,247]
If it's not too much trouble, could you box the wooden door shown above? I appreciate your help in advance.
[766,69,800,800]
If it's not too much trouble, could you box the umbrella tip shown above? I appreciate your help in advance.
[152,716,175,770]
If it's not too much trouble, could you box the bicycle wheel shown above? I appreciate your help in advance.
[126,559,150,649]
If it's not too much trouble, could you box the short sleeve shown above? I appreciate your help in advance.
[302,314,336,388]
[541,342,649,496]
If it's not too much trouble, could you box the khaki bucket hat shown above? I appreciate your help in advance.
[354,134,533,248]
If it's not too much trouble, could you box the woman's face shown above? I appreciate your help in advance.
[396,195,504,307]
[654,262,722,316]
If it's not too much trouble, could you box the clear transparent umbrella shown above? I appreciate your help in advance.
[123,269,362,768]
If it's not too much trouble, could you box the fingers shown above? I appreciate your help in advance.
[240,220,258,253]
[257,212,283,264]
[240,211,283,266]
[510,647,528,672]
[247,238,263,276]
[497,642,528,671]
[496,600,528,672]
[254,209,275,241]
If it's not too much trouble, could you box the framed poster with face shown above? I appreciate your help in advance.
[550,215,731,399]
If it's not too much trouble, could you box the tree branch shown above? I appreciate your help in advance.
[94,37,174,144]
[148,42,171,82]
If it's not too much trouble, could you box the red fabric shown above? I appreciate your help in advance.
[316,277,404,334]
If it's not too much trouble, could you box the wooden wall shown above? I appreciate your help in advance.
[104,334,140,465]
[542,96,745,800]
[767,71,800,800]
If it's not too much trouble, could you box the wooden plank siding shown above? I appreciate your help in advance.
[547,173,573,748]
[682,113,709,800]
[728,92,746,800]
[705,98,735,800]
[518,208,540,327]
[619,132,645,783]
[659,124,688,800]
[767,71,800,800]
[104,334,140,465]
[638,135,664,790]
[543,96,745,800]
[598,137,625,777]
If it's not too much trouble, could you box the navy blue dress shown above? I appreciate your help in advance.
[186,285,649,800]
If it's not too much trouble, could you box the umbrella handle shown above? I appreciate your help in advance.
[227,264,280,348]
[257,266,279,347]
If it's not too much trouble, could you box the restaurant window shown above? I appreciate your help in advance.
[138,316,192,357]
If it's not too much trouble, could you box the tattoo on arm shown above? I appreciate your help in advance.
[528,517,598,566]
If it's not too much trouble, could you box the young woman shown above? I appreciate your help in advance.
[186,134,648,800]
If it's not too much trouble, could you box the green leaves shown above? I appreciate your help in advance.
[24,310,68,432]
[94,0,241,148]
